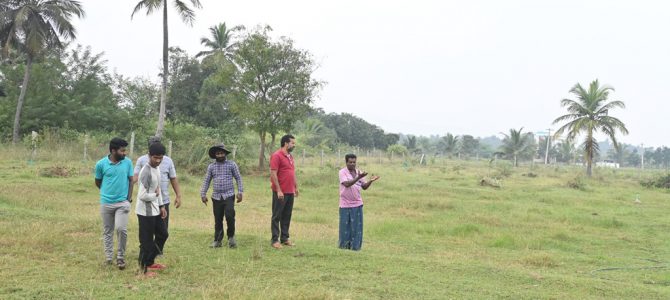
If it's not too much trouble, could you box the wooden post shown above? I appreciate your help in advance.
[31,131,38,161]
[379,150,382,164]
[83,134,89,161]
[232,145,238,160]
[338,149,341,160]
[129,131,135,157]
[168,140,173,157]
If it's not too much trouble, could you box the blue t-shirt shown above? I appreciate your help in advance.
[95,156,134,204]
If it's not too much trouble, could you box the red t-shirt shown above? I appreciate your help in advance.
[269,149,296,193]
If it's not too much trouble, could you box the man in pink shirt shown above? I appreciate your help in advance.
[339,154,379,251]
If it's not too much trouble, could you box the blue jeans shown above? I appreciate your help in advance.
[339,206,363,251]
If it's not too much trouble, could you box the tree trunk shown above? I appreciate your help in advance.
[258,131,267,171]
[586,130,594,177]
[12,57,32,144]
[270,133,276,151]
[155,1,169,138]
[513,155,517,167]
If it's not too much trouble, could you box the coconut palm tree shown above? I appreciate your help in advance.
[196,22,243,59]
[439,133,459,158]
[131,0,202,138]
[553,80,628,176]
[0,0,84,144]
[499,127,533,167]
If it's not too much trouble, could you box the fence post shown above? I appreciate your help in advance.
[129,131,135,157]
[232,145,237,160]
[379,150,382,164]
[337,149,341,160]
[302,149,305,165]
[321,150,324,167]
[168,140,173,157]
[31,131,38,162]
[83,134,89,161]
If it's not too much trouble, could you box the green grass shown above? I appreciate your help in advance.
[1,155,670,299]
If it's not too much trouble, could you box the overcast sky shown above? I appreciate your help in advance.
[72,0,670,147]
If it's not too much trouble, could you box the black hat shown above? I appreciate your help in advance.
[208,143,231,159]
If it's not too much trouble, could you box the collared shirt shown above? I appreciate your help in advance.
[269,149,296,193]
[339,167,366,208]
[200,160,244,200]
[95,156,133,204]
[134,155,176,204]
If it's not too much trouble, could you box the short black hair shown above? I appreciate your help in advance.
[345,153,357,162]
[147,136,161,149]
[280,134,295,147]
[149,142,166,156]
[109,138,128,152]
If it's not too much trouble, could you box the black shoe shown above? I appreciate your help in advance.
[117,259,126,270]
[210,240,222,248]
[228,237,237,248]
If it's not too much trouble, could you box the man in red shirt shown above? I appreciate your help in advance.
[269,134,298,249]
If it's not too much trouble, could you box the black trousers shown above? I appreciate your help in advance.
[271,192,294,243]
[213,196,236,241]
[158,203,170,253]
[137,214,168,272]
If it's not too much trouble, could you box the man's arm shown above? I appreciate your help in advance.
[342,170,367,188]
[362,175,380,190]
[170,177,182,208]
[270,169,283,200]
[232,163,244,203]
[127,177,134,202]
[200,165,213,205]
[95,179,102,189]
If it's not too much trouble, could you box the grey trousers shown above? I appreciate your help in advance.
[100,201,130,260]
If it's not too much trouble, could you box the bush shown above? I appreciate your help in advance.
[640,173,670,189]
[567,175,588,191]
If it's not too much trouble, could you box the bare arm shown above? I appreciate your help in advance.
[362,176,380,190]
[342,171,367,188]
[270,169,284,199]
[95,179,102,189]
[170,177,182,208]
[127,177,134,202]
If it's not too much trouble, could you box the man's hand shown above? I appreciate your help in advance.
[160,207,167,219]
[236,193,243,203]
[357,171,368,179]
[127,197,133,203]
[295,188,299,197]
[201,196,208,206]
[370,175,380,182]
[277,191,284,201]
[155,187,160,197]
[174,195,182,208]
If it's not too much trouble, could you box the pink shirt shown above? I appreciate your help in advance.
[339,168,366,208]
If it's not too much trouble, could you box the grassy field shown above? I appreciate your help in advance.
[1,152,670,299]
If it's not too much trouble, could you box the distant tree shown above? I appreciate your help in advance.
[230,26,321,170]
[166,47,207,122]
[458,135,479,158]
[439,133,459,158]
[537,136,558,163]
[0,0,85,143]
[404,135,417,153]
[499,127,533,167]
[196,22,243,59]
[555,140,576,164]
[131,0,202,138]
[553,80,628,176]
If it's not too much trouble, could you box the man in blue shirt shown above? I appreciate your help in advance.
[95,138,134,270]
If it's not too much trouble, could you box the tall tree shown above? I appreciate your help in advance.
[499,127,533,167]
[231,26,321,170]
[553,80,628,176]
[196,22,242,59]
[439,133,459,157]
[131,0,202,138]
[0,0,84,143]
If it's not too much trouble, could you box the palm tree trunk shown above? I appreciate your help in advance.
[258,131,267,171]
[155,0,169,138]
[586,130,594,177]
[12,57,32,144]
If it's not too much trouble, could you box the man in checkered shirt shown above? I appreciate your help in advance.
[200,143,244,248]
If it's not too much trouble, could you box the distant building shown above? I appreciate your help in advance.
[596,160,619,168]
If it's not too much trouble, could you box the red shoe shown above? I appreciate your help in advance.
[147,263,167,271]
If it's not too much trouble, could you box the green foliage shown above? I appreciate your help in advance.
[553,80,629,176]
[499,127,535,167]
[640,173,670,189]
